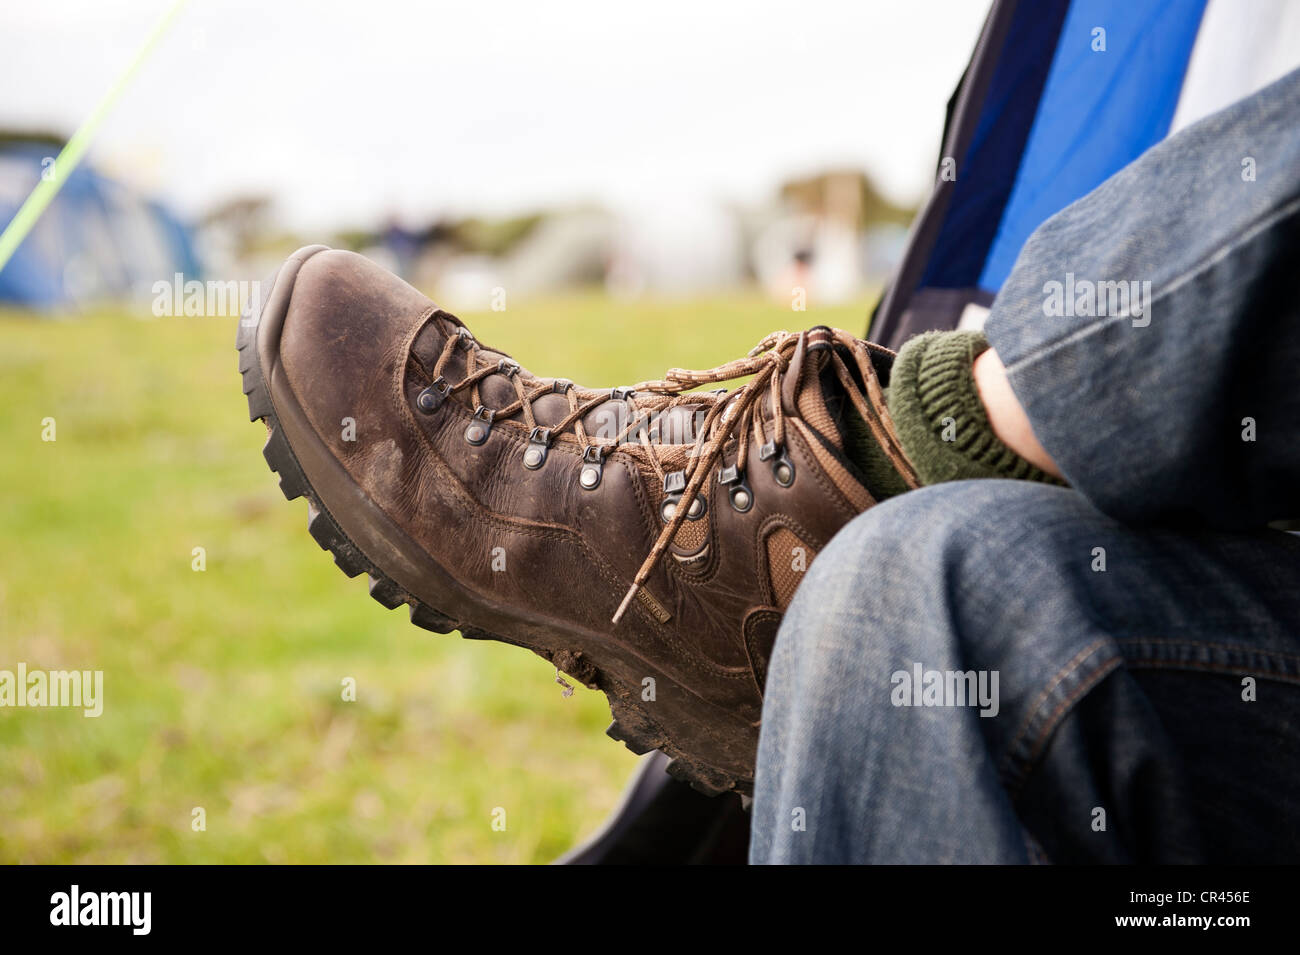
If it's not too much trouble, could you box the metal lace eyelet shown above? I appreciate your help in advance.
[718,464,754,512]
[551,378,573,394]
[465,405,495,445]
[759,440,796,488]
[773,453,795,487]
[496,358,520,378]
[579,445,603,490]
[661,497,707,521]
[416,376,451,414]
[523,427,552,470]
[660,470,706,522]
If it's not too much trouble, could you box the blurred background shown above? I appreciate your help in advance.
[0,0,986,862]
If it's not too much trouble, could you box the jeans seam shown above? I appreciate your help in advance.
[1000,191,1300,378]
[1000,638,1122,797]
[1121,657,1300,684]
[1116,636,1300,682]
[1117,636,1300,663]
[1004,644,1300,805]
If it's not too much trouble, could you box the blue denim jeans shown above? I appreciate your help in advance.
[751,66,1300,864]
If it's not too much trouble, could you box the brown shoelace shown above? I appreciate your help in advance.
[416,323,917,625]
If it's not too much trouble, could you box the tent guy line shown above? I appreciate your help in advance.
[0,0,188,275]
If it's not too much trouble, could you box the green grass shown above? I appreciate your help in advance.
[0,289,876,863]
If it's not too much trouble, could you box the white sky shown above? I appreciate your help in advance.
[1,0,989,231]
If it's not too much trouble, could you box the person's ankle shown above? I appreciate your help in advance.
[971,347,1061,479]
[843,330,1064,490]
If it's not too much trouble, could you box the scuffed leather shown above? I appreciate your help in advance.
[275,250,874,783]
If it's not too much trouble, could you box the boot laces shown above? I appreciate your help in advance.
[417,321,917,625]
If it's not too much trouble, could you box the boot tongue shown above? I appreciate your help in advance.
[782,329,845,452]
[782,327,913,503]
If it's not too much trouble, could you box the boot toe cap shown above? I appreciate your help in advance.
[276,248,435,439]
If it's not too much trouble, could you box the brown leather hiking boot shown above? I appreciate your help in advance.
[237,245,917,794]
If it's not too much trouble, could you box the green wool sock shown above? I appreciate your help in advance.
[843,401,912,499]
[844,330,1063,493]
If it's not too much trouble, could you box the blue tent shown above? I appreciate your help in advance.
[871,0,1300,349]
[0,140,200,309]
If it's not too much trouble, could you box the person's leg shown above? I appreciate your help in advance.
[854,65,1300,519]
[980,64,1300,527]
[753,66,1300,862]
[750,480,1300,864]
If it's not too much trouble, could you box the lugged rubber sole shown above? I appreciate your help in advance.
[236,248,748,796]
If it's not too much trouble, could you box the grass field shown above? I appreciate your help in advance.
[0,290,876,863]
